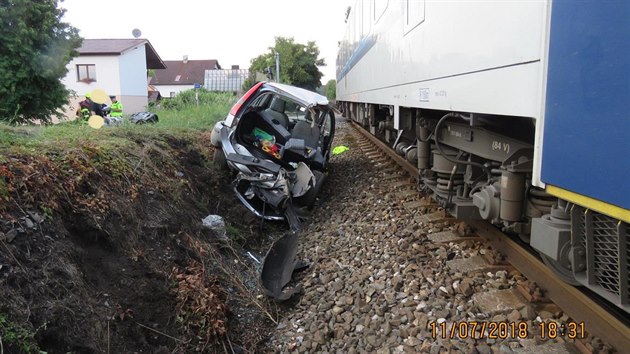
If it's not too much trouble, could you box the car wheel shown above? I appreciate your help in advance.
[213,148,228,171]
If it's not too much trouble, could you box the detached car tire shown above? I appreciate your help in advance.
[130,112,159,124]
[213,148,228,171]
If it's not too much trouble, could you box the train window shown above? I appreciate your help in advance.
[403,0,425,35]
[373,0,388,23]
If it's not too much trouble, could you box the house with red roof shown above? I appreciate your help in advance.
[151,57,221,98]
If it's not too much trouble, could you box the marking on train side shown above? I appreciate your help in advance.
[419,88,430,102]
[491,141,510,154]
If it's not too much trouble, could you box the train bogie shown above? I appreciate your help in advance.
[337,0,630,313]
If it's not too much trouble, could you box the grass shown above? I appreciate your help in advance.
[0,91,235,153]
[0,313,41,353]
[226,224,244,243]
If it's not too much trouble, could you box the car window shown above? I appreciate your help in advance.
[250,93,272,109]
[285,102,310,123]
[284,101,299,115]
[267,96,309,124]
[254,91,315,125]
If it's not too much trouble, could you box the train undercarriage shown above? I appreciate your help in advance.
[340,101,629,314]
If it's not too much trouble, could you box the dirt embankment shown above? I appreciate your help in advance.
[0,132,276,353]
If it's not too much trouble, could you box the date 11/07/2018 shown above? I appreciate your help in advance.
[429,321,586,340]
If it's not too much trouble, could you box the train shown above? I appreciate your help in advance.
[336,0,629,314]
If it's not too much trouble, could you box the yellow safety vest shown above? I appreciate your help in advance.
[111,101,123,117]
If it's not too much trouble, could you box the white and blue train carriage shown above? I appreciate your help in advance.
[336,0,630,313]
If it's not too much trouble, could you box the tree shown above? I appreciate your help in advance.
[324,79,336,101]
[249,37,325,91]
[0,0,82,124]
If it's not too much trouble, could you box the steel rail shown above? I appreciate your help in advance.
[472,221,630,351]
[349,119,630,351]
[349,122,419,179]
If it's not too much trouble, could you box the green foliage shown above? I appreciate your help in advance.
[152,90,235,130]
[0,91,234,151]
[241,70,259,92]
[0,0,82,124]
[226,224,243,243]
[324,79,336,101]
[0,314,41,353]
[249,37,325,91]
[159,89,234,111]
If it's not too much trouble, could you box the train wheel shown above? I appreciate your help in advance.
[540,254,580,286]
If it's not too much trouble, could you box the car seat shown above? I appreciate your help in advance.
[264,97,289,128]
[291,121,320,148]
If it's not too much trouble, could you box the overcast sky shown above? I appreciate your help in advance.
[59,0,352,83]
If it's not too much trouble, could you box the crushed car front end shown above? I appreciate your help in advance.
[211,82,335,230]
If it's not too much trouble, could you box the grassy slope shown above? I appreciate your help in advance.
[0,91,234,151]
[0,91,234,204]
[0,92,281,352]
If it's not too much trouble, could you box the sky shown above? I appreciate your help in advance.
[59,0,353,83]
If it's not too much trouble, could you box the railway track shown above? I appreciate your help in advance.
[349,119,630,353]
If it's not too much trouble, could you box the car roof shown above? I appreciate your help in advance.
[265,82,329,107]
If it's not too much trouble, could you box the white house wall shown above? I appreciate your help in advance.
[119,45,148,96]
[119,45,149,113]
[62,55,121,98]
[154,85,194,98]
[61,44,154,118]
[61,55,121,120]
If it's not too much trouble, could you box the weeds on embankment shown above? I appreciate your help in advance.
[0,91,278,352]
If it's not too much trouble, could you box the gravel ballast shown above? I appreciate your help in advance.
[265,118,610,354]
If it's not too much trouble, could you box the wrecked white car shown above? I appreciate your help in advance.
[211,82,335,230]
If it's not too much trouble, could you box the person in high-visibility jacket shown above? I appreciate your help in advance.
[77,93,92,121]
[110,95,123,117]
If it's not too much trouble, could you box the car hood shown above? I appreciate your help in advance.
[265,82,330,108]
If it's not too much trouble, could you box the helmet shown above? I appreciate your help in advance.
[85,93,91,98]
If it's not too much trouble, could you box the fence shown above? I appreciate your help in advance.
[204,69,249,93]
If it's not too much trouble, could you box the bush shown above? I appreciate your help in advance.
[159,90,235,111]
[0,0,82,124]
[147,90,236,131]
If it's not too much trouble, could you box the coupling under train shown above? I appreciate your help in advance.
[336,0,629,313]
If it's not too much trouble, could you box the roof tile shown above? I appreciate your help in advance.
[152,59,221,85]
[78,39,166,69]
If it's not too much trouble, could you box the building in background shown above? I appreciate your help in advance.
[151,57,221,98]
[61,38,166,118]
[205,65,249,93]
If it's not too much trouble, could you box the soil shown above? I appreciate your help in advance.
[0,132,283,353]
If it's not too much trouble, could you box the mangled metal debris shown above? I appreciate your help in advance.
[211,82,335,231]
[260,232,309,301]
[210,82,335,300]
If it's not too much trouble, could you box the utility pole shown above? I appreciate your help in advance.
[275,51,280,83]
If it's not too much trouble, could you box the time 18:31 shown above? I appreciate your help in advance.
[540,321,585,339]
